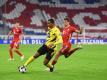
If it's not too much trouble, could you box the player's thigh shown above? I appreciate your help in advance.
[10,41,17,49]
[37,44,48,55]
[14,41,19,49]
[34,44,48,58]
[60,45,70,54]
[10,41,14,49]
[45,48,54,61]
[11,41,19,49]
[43,58,50,65]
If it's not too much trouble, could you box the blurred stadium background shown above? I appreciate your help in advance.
[0,0,107,44]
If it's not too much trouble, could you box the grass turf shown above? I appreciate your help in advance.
[0,44,107,80]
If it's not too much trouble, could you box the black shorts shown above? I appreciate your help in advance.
[37,44,54,60]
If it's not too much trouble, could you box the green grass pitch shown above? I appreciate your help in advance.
[0,44,107,80]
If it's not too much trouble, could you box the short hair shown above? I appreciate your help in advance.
[48,19,55,24]
[15,20,20,23]
[15,20,23,25]
[64,17,70,22]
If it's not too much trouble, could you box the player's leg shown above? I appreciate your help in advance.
[14,48,24,60]
[43,48,54,72]
[24,44,47,67]
[18,52,41,72]
[43,58,54,72]
[52,45,70,65]
[52,50,62,66]
[9,42,14,60]
[13,42,23,56]
[65,46,82,58]
[9,47,14,60]
[24,52,41,67]
[13,42,24,60]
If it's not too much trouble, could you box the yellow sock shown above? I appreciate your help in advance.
[46,62,53,68]
[24,56,35,66]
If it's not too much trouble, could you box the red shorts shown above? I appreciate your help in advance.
[60,43,71,56]
[10,40,20,49]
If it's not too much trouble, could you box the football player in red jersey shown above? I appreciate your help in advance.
[52,17,83,66]
[7,21,24,61]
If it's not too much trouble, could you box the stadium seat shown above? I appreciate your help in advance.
[0,0,107,37]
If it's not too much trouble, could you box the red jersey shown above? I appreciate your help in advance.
[12,27,23,41]
[62,25,76,45]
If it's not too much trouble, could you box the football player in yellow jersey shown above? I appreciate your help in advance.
[18,19,62,72]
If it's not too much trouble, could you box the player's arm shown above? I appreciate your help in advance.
[75,27,83,46]
[75,27,83,34]
[19,28,24,42]
[7,31,12,39]
[75,32,78,45]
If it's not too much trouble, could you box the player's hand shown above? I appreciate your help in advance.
[79,27,83,34]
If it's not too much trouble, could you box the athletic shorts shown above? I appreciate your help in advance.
[10,40,20,49]
[60,43,71,56]
[37,44,54,60]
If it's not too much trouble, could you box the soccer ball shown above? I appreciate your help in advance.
[18,66,26,73]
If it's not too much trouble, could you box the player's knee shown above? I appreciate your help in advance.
[9,47,13,51]
[9,48,12,50]
[13,48,17,52]
[46,49,54,60]
[43,61,48,66]
[33,52,41,58]
[60,50,64,55]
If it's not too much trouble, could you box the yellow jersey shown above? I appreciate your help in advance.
[45,26,62,50]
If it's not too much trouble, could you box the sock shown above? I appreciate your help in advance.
[51,51,61,65]
[14,49,23,56]
[46,62,53,68]
[52,60,57,65]
[24,56,35,66]
[9,49,13,59]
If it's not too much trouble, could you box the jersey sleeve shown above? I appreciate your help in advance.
[70,26,77,32]
[54,28,62,45]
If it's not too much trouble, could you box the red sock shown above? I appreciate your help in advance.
[52,60,57,65]
[69,48,79,55]
[9,49,13,59]
[15,50,23,57]
[52,51,61,65]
